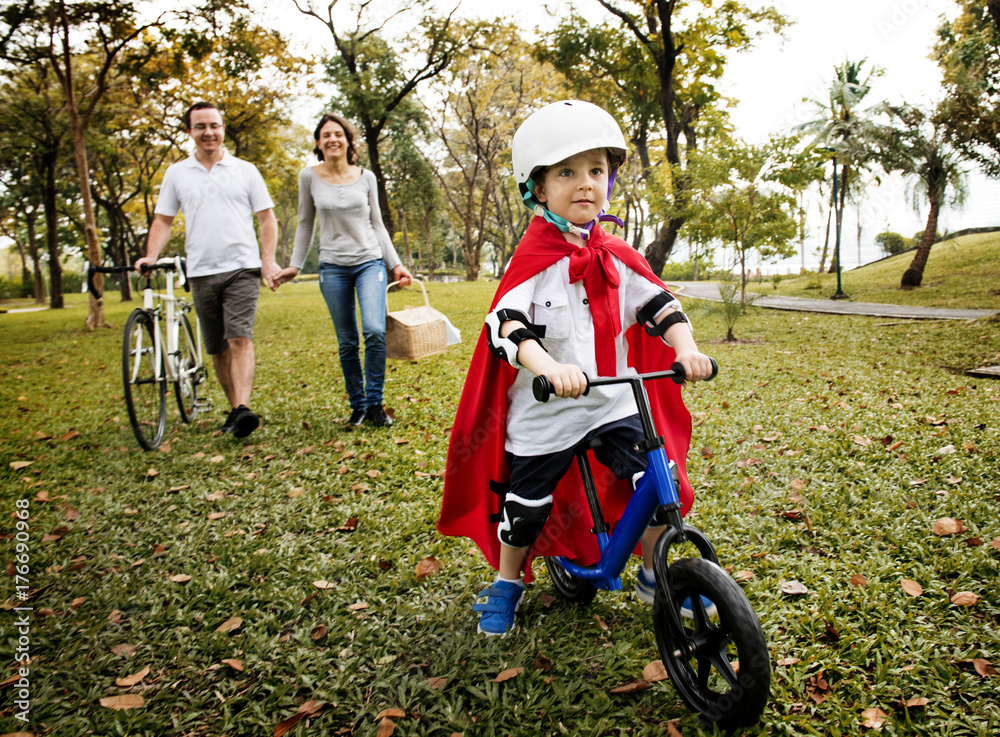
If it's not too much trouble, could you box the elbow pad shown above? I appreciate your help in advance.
[637,291,690,342]
[485,309,546,367]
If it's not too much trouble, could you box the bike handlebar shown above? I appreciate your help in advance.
[532,358,719,403]
[86,259,187,299]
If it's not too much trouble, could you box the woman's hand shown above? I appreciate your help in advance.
[272,266,300,288]
[391,264,414,287]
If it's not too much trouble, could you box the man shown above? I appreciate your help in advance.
[136,101,279,438]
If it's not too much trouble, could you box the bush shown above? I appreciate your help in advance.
[0,276,35,300]
[874,231,910,255]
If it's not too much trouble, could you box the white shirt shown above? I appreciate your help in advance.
[492,254,687,456]
[154,151,274,277]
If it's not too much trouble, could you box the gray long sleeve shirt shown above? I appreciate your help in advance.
[289,166,401,271]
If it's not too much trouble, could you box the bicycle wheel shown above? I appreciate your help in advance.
[653,557,770,729]
[545,557,598,604]
[122,309,166,451]
[173,314,203,423]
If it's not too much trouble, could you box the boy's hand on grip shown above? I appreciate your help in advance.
[544,363,588,399]
[673,350,715,383]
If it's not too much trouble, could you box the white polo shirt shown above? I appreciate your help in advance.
[154,151,274,278]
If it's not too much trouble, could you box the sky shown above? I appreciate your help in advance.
[256,0,1000,272]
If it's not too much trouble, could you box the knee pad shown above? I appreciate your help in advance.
[497,493,553,548]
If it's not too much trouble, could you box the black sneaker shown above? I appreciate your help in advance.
[231,405,260,438]
[347,409,365,427]
[220,406,239,434]
[365,405,393,427]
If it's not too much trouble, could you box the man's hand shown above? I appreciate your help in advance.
[261,259,281,291]
[133,256,157,273]
[272,266,300,288]
[391,264,414,287]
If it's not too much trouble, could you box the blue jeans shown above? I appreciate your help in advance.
[318,259,388,411]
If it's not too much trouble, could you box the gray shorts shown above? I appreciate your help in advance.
[189,268,261,355]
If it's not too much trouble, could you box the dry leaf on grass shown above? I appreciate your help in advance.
[215,616,243,634]
[169,574,191,583]
[313,580,335,589]
[376,708,406,720]
[415,556,440,578]
[904,697,929,708]
[780,580,809,595]
[376,718,396,737]
[666,721,683,737]
[99,694,145,710]
[860,707,889,729]
[610,679,651,694]
[777,657,800,666]
[900,579,923,597]
[426,676,448,689]
[643,660,668,682]
[221,658,244,671]
[9,460,33,470]
[733,570,754,582]
[492,667,523,683]
[849,574,868,587]
[111,644,136,658]
[347,601,369,612]
[310,625,327,641]
[931,517,966,536]
[115,666,150,687]
[950,591,979,607]
[274,701,326,737]
[972,659,997,677]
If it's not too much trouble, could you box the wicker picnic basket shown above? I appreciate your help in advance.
[385,279,448,360]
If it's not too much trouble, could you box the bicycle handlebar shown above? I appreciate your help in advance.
[532,358,719,403]
[86,259,186,299]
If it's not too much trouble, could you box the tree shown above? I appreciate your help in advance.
[935,0,1000,177]
[293,0,474,235]
[799,59,882,275]
[590,0,788,276]
[868,105,966,288]
[874,231,909,256]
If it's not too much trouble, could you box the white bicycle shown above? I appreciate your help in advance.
[87,257,210,450]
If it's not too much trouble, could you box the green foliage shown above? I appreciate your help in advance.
[934,0,1000,177]
[1,278,998,735]
[0,275,34,299]
[714,273,764,340]
[875,231,910,255]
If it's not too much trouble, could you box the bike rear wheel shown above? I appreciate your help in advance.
[653,557,770,729]
[173,313,203,423]
[122,309,166,450]
[545,557,598,604]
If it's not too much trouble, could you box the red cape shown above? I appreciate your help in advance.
[437,218,694,581]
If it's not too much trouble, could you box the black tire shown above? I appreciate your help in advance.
[545,557,598,604]
[173,314,203,423]
[122,309,166,451]
[653,557,770,729]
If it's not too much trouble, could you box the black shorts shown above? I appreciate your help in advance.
[189,268,261,355]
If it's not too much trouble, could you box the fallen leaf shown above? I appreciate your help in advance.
[594,613,609,630]
[993,537,1000,551]
[777,657,800,666]
[376,708,406,720]
[643,660,668,682]
[111,644,136,658]
[273,701,326,737]
[904,697,929,708]
[9,461,33,470]
[611,679,651,694]
[853,435,872,447]
[336,516,358,532]
[972,658,997,677]
[780,580,809,595]
[849,574,868,587]
[221,658,244,671]
[348,601,369,612]
[860,707,889,729]
[169,574,191,583]
[366,469,380,478]
[288,487,306,498]
[789,478,805,490]
[210,455,224,463]
[950,591,978,607]
[426,676,448,689]
[310,625,327,640]
[932,517,966,536]
[900,579,923,597]
[376,718,396,737]
[535,653,552,672]
[207,512,227,520]
[667,722,683,737]
[492,667,523,683]
[313,580,335,589]
[115,666,150,687]
[415,556,440,578]
[146,468,158,478]
[71,596,86,609]
[733,570,754,582]
[215,616,243,634]
[99,694,145,710]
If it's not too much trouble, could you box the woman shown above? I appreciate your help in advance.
[275,113,413,427]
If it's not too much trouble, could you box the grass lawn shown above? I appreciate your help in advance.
[1,276,998,736]
[747,232,1000,311]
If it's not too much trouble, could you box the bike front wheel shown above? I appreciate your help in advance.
[122,309,166,451]
[545,557,598,604]
[173,314,203,423]
[653,557,770,729]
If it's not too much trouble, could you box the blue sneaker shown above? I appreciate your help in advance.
[473,580,524,636]
[636,566,718,618]
[636,567,657,604]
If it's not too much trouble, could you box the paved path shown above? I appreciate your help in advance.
[667,281,999,321]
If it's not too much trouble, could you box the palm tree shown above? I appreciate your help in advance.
[798,59,881,273]
[868,105,966,288]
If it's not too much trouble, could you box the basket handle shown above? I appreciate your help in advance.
[386,277,430,308]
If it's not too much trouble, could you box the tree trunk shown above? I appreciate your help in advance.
[423,211,434,279]
[398,208,414,271]
[42,160,64,308]
[26,208,44,303]
[901,196,940,288]
[364,129,394,235]
[819,202,832,273]
[828,163,849,274]
[644,217,683,277]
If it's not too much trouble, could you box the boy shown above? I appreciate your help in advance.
[438,100,713,635]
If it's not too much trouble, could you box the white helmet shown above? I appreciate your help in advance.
[512,100,628,196]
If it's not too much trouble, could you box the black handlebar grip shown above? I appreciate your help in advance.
[532,373,591,402]
[670,358,719,384]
